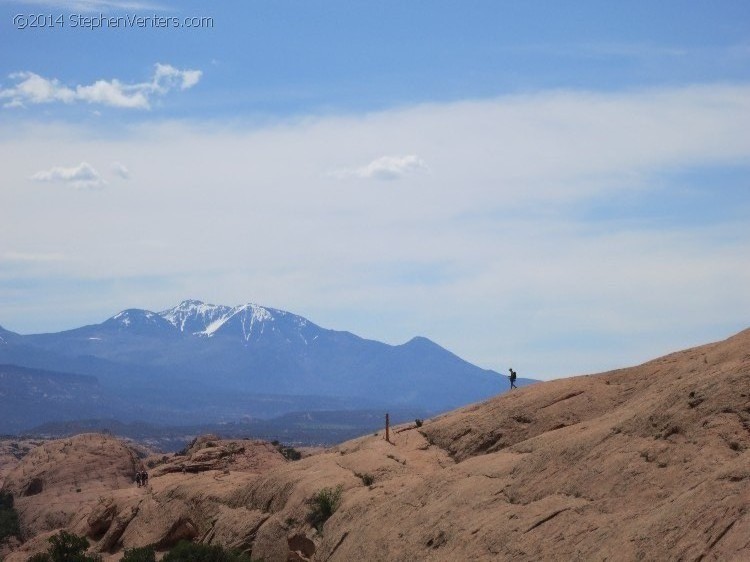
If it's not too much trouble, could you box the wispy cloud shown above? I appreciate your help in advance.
[30,162,106,189]
[0,63,201,110]
[334,154,429,181]
[3,252,67,263]
[111,161,130,179]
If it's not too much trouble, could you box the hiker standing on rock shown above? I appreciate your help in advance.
[142,470,148,487]
[135,471,142,487]
[509,368,517,390]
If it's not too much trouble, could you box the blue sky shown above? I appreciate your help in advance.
[1,0,749,379]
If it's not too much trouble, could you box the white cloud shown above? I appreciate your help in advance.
[0,63,201,110]
[152,63,202,91]
[3,83,749,378]
[30,162,106,189]
[75,79,149,109]
[2,72,76,107]
[334,154,429,181]
[111,161,130,179]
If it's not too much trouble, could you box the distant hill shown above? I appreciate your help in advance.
[0,365,113,433]
[23,408,431,450]
[0,300,537,430]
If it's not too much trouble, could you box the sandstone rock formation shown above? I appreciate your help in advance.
[2,328,748,561]
[0,439,45,490]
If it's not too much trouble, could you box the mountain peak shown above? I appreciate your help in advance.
[111,309,157,325]
[176,299,206,308]
[102,309,175,334]
[159,300,232,334]
[204,303,277,340]
[157,300,294,339]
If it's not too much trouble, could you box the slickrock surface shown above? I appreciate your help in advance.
[0,439,42,489]
[2,328,749,561]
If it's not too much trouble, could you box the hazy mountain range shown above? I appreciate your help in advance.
[0,300,535,434]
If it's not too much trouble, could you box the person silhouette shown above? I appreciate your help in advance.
[509,368,517,390]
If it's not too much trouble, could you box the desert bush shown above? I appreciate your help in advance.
[162,540,254,561]
[49,530,100,561]
[357,473,375,486]
[0,491,13,510]
[29,530,102,561]
[307,485,343,530]
[275,444,302,461]
[663,426,681,438]
[121,545,156,562]
[0,508,21,544]
[0,491,21,545]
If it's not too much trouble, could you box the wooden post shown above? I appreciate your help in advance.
[385,412,390,443]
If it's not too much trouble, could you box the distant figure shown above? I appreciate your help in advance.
[509,368,517,390]
[142,470,149,487]
[135,471,142,487]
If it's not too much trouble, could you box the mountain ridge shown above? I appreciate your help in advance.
[0,300,534,430]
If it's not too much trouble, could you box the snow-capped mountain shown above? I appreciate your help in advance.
[102,309,176,335]
[159,300,233,335]
[0,300,535,426]
[158,300,315,342]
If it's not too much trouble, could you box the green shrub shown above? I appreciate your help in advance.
[273,442,301,461]
[121,545,157,562]
[49,530,102,561]
[307,485,343,530]
[357,473,375,486]
[28,530,102,561]
[162,540,254,561]
[0,492,21,545]
[0,507,21,544]
[0,491,13,510]
[279,446,301,461]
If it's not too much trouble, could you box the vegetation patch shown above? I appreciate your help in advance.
[307,485,343,530]
[162,540,256,561]
[121,545,157,562]
[663,426,682,439]
[0,491,21,545]
[28,530,102,561]
[356,472,375,486]
[272,440,302,460]
[26,533,258,562]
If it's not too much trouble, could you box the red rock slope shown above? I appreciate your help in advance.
[2,328,748,561]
